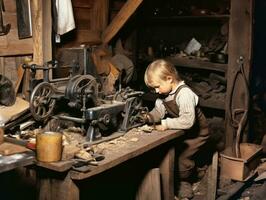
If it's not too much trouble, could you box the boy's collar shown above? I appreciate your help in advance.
[170,81,185,94]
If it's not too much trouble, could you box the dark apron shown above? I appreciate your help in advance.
[163,85,209,174]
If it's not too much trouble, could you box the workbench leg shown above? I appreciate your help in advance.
[207,151,218,200]
[38,173,79,200]
[136,168,161,200]
[159,146,175,200]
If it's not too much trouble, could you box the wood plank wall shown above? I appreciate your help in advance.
[61,0,109,47]
[0,0,52,83]
[0,0,33,83]
[0,56,31,85]
[0,0,33,56]
[0,0,109,83]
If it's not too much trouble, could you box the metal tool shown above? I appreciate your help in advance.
[72,153,105,172]
[0,0,10,36]
[226,56,249,157]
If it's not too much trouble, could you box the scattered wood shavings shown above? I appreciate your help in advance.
[63,129,86,145]
[130,137,139,142]
[62,144,81,160]
[75,150,94,161]
[137,125,154,133]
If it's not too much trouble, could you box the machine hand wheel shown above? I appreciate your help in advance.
[30,82,56,121]
[65,74,99,108]
[120,97,143,131]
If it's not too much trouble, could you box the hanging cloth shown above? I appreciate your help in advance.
[55,0,75,35]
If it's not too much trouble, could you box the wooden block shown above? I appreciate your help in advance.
[0,142,30,156]
[136,168,161,200]
[0,97,29,124]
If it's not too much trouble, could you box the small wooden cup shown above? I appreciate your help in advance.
[36,132,63,162]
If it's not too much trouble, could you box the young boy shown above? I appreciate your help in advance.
[143,59,209,193]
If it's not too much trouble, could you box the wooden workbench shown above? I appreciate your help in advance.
[0,142,35,173]
[37,129,184,200]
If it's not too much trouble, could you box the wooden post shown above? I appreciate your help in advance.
[38,172,79,200]
[225,0,254,146]
[159,146,175,200]
[136,168,161,200]
[31,0,52,79]
[91,0,109,34]
[207,151,218,200]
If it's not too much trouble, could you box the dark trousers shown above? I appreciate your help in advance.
[177,135,209,178]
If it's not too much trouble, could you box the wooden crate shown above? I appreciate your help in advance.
[220,143,262,181]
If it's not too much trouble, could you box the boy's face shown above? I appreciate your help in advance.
[151,76,173,95]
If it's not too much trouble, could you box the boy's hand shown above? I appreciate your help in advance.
[135,113,149,123]
[155,125,167,131]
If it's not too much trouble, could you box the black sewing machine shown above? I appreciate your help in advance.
[24,47,146,142]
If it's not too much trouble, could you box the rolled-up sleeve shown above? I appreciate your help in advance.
[149,99,166,122]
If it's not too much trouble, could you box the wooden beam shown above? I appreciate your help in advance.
[31,0,52,79]
[225,0,254,146]
[91,0,109,32]
[101,0,143,44]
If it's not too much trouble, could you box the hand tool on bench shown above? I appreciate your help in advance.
[72,153,105,172]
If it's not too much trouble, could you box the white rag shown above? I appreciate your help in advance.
[56,0,76,35]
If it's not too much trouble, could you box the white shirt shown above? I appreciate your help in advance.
[56,0,76,35]
[149,81,199,129]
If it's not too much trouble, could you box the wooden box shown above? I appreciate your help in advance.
[220,143,262,181]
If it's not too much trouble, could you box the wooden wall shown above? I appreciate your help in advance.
[0,0,33,56]
[0,0,33,84]
[60,0,109,47]
[0,0,110,83]
[0,56,31,86]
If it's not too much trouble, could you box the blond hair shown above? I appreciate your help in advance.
[144,59,181,88]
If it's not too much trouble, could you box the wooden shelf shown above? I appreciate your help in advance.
[166,57,227,73]
[147,15,230,22]
[199,97,225,110]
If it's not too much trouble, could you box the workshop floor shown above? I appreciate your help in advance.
[175,159,266,200]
